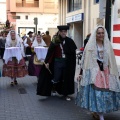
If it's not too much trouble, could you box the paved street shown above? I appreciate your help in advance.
[0,59,120,120]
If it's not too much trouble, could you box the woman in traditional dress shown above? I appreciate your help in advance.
[28,34,46,79]
[2,30,28,86]
[76,26,120,120]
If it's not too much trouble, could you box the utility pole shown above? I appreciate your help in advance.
[33,17,38,33]
[105,0,112,39]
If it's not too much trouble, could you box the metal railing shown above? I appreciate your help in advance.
[16,1,39,7]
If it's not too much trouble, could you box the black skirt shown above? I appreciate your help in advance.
[25,47,32,55]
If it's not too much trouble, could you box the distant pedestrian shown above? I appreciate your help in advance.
[84,33,91,48]
[0,32,6,59]
[0,32,3,58]
[76,26,120,120]
[22,34,27,40]
[0,32,2,39]
[42,31,51,47]
[38,31,41,35]
[24,31,33,58]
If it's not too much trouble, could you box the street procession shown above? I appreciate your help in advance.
[0,0,120,120]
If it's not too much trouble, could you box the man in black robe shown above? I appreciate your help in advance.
[37,25,77,100]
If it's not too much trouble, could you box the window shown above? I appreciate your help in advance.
[26,0,34,3]
[16,0,39,7]
[16,0,22,3]
[68,0,82,12]
[74,0,82,11]
[12,16,20,19]
[69,0,74,12]
[94,0,99,4]
[25,15,28,19]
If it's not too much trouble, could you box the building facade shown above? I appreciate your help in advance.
[6,0,58,37]
[111,0,120,65]
[0,0,6,31]
[59,0,104,49]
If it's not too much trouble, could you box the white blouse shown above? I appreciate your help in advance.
[97,45,104,62]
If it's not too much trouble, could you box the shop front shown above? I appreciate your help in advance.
[66,13,84,49]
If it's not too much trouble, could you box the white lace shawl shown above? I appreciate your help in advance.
[5,30,25,57]
[31,37,46,47]
[80,25,120,92]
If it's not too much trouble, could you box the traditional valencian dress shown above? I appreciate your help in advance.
[76,26,120,113]
[2,31,28,78]
[28,37,46,77]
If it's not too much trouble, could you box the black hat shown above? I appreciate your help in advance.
[57,25,69,31]
[27,31,33,35]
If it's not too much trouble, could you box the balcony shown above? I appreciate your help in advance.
[16,1,39,7]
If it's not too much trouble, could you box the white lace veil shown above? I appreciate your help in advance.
[80,25,120,92]
[81,25,118,76]
[6,30,23,47]
[32,36,46,47]
[85,25,109,52]
[5,30,25,56]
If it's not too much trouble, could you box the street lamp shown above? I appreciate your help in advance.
[33,17,38,33]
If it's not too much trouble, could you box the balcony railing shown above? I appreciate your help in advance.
[16,1,39,7]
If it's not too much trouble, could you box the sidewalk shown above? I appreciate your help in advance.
[0,59,120,120]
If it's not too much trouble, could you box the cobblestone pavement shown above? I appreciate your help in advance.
[0,59,120,120]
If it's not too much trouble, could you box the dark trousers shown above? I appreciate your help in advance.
[53,60,66,83]
[0,48,5,59]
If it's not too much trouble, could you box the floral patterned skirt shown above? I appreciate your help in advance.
[2,58,28,78]
[76,85,120,113]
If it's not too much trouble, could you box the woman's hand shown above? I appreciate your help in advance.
[77,75,82,81]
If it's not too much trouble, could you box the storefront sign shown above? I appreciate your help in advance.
[66,13,84,23]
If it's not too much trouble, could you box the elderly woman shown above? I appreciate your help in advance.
[2,30,27,86]
[28,34,46,78]
[76,26,120,120]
